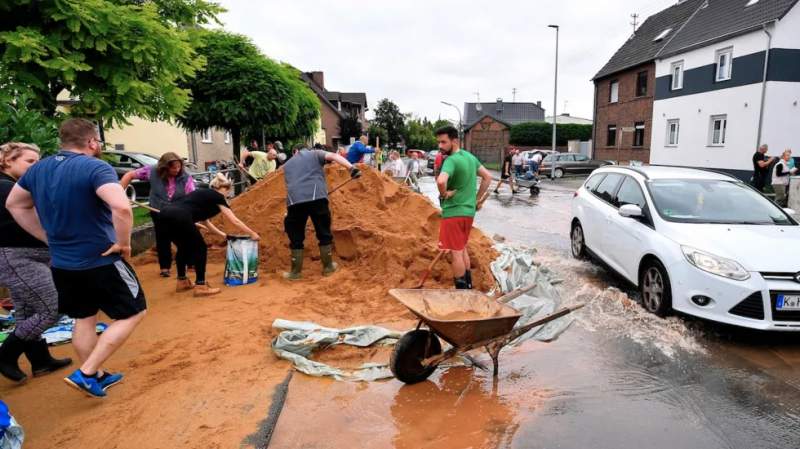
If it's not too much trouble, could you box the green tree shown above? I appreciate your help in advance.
[367,124,387,147]
[339,115,363,146]
[0,97,61,155]
[510,122,592,146]
[178,30,319,163]
[404,117,437,150]
[0,0,218,128]
[371,98,405,148]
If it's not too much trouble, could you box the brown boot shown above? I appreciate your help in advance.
[193,282,221,297]
[176,278,194,292]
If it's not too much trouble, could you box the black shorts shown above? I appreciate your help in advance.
[52,260,147,320]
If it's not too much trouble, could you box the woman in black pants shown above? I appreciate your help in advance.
[159,174,260,297]
[121,152,196,277]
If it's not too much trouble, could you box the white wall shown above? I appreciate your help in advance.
[651,83,762,171]
[761,81,800,155]
[772,2,800,48]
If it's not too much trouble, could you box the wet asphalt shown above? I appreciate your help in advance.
[270,175,800,449]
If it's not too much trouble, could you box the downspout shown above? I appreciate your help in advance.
[591,82,598,159]
[756,21,775,148]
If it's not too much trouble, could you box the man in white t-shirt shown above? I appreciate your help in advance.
[511,148,524,178]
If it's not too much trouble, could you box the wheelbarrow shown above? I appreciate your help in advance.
[388,288,584,384]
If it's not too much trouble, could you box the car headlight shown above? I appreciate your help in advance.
[681,246,750,281]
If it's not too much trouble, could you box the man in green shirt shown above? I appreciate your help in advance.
[435,125,493,289]
[239,148,276,180]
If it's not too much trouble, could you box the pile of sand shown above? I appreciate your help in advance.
[206,165,498,324]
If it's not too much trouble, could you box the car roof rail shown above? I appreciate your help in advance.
[646,164,740,181]
[601,165,650,180]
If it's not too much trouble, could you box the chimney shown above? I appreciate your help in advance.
[310,71,324,89]
[496,98,503,113]
[536,101,542,108]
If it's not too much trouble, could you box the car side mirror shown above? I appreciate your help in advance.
[619,204,644,218]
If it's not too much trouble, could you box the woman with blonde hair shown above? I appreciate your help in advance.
[121,152,196,277]
[158,174,260,297]
[0,142,72,383]
[772,149,798,207]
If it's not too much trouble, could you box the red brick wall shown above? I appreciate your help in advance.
[593,62,654,164]
[320,101,341,149]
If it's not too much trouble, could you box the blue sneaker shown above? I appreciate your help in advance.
[64,370,106,398]
[98,371,123,391]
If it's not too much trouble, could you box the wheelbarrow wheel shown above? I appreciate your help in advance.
[390,329,442,384]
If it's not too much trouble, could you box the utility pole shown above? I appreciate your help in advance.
[630,13,640,33]
[512,88,517,102]
[548,24,559,179]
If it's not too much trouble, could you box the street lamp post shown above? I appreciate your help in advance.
[440,101,463,143]
[548,24,559,179]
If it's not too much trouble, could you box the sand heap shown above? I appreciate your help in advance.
[207,165,498,324]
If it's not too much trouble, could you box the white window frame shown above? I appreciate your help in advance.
[709,115,727,146]
[200,128,212,143]
[609,80,619,103]
[715,47,733,82]
[671,61,684,90]
[224,131,231,144]
[633,122,646,147]
[666,119,680,147]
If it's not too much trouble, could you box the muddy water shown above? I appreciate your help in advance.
[269,177,800,449]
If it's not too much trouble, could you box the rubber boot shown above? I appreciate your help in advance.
[465,270,473,289]
[176,278,194,292]
[23,338,72,377]
[194,282,221,297]
[320,244,338,276]
[0,333,28,383]
[454,276,471,290]
[283,249,304,280]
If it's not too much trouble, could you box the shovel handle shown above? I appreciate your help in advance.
[130,200,160,214]
[415,249,446,288]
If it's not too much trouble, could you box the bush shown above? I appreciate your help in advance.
[510,122,592,146]
[0,100,60,156]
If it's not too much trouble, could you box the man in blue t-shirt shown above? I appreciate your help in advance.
[346,135,375,164]
[7,118,147,398]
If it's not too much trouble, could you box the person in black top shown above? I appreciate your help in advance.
[0,142,72,383]
[159,173,260,297]
[493,147,519,194]
[752,144,776,192]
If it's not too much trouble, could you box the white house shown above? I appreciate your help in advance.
[649,0,800,178]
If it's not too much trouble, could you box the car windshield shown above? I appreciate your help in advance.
[648,179,794,225]
[136,154,160,165]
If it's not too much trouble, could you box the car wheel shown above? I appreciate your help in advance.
[640,260,672,317]
[571,222,587,259]
[554,168,564,179]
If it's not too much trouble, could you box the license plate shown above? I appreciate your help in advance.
[776,294,800,310]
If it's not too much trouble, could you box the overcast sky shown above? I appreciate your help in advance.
[218,0,676,124]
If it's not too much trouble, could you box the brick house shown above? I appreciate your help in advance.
[463,99,545,164]
[302,71,368,149]
[592,0,703,164]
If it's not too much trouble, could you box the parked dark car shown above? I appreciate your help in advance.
[539,153,612,178]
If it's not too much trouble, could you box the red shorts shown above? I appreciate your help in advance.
[438,217,474,251]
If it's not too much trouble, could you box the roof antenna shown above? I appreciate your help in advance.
[630,13,640,33]
[512,87,517,102]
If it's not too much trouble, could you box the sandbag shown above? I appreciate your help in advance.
[224,236,259,286]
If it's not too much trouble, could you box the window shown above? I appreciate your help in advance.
[636,71,648,97]
[585,174,606,192]
[224,131,230,144]
[671,61,684,90]
[593,173,623,204]
[607,125,617,146]
[575,154,590,162]
[716,47,733,81]
[633,122,645,147]
[609,80,619,103]
[561,154,576,162]
[666,119,680,146]
[653,28,672,42]
[200,128,212,143]
[709,115,727,146]
[615,177,647,209]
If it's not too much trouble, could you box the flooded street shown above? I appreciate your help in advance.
[270,176,800,449]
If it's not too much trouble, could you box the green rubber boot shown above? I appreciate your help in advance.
[283,249,304,281]
[320,244,338,276]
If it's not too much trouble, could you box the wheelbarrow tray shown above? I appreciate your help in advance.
[389,289,522,347]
